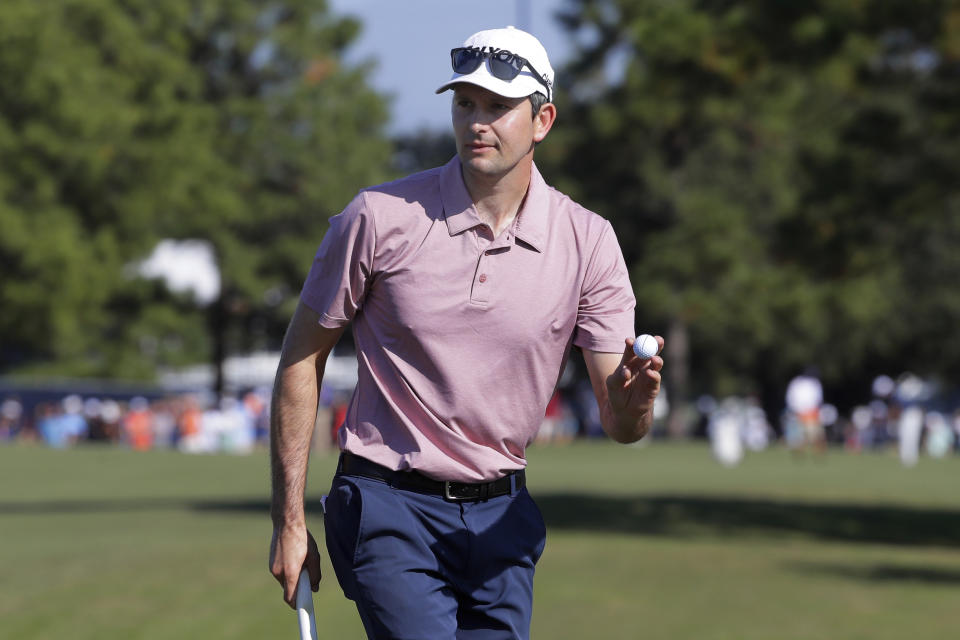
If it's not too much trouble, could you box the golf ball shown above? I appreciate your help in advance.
[633,334,658,359]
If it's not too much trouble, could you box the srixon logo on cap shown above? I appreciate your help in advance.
[470,46,509,54]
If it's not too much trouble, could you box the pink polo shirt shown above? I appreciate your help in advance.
[301,157,635,481]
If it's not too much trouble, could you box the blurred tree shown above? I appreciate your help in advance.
[542,0,959,424]
[391,127,457,176]
[0,0,393,389]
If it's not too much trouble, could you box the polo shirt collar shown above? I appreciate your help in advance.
[513,163,549,253]
[440,156,482,236]
[440,156,550,253]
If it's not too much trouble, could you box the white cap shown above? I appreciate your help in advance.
[436,26,554,101]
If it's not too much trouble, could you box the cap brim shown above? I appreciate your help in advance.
[435,65,544,99]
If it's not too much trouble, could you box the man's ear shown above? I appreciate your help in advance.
[533,103,557,143]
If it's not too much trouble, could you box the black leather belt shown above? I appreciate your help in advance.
[337,452,525,502]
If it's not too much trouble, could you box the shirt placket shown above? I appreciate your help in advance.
[470,228,514,305]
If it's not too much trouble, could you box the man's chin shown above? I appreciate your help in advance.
[459,155,501,176]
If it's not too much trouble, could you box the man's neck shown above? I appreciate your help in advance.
[461,158,533,237]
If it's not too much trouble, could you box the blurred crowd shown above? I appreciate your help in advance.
[0,389,276,454]
[696,371,960,467]
[0,383,363,455]
[2,371,959,466]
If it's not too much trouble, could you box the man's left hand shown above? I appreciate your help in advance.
[605,336,664,420]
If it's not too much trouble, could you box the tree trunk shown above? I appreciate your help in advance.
[209,294,226,401]
[666,316,690,438]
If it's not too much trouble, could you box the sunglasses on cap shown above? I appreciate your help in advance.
[450,47,552,100]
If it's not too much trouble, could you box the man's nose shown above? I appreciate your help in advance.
[470,110,496,129]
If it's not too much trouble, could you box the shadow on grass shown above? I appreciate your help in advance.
[0,497,248,514]
[787,561,960,585]
[532,493,960,549]
[5,493,960,550]
[0,496,318,516]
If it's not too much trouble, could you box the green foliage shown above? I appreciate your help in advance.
[543,0,960,402]
[0,0,393,379]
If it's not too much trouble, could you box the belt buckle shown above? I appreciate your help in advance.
[443,481,468,502]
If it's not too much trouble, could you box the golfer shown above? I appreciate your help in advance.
[269,26,664,639]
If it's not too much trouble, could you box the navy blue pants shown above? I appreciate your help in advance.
[324,472,547,639]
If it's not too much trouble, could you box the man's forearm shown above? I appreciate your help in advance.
[270,358,323,527]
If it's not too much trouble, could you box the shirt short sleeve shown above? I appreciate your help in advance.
[573,221,636,353]
[299,192,376,328]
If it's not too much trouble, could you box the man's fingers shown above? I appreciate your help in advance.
[645,368,662,387]
[624,360,662,389]
[269,525,310,609]
[622,354,663,382]
[605,339,635,388]
[284,567,300,607]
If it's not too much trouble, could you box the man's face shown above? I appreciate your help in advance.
[451,84,542,180]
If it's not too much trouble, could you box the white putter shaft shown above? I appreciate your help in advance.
[296,569,318,640]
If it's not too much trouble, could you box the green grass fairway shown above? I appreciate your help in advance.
[3,441,959,639]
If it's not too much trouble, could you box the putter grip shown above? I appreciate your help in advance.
[296,569,318,640]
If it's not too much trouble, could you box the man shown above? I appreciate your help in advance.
[270,26,664,639]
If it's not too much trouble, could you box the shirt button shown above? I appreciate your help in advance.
[478,274,488,283]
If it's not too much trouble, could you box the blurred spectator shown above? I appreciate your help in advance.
[571,378,603,438]
[100,400,123,442]
[35,402,57,446]
[1,397,24,440]
[222,395,255,453]
[330,393,350,446]
[743,396,773,452]
[201,398,225,454]
[152,398,178,449]
[124,397,154,451]
[693,395,717,440]
[924,411,953,458]
[952,410,960,452]
[898,405,924,467]
[188,395,256,454]
[847,405,872,452]
[894,373,931,467]
[37,396,88,448]
[536,391,577,444]
[309,384,334,451]
[176,394,203,452]
[708,397,744,466]
[819,403,841,443]
[869,374,896,448]
[785,367,826,455]
[84,398,107,442]
[244,388,271,447]
[61,395,88,444]
[867,398,892,449]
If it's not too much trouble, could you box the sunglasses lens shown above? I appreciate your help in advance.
[452,48,484,74]
[488,51,524,81]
